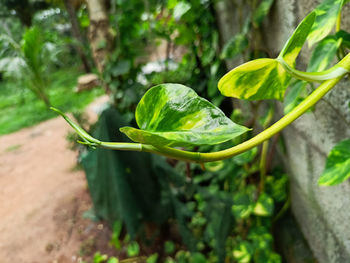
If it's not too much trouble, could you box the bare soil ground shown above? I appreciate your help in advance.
[0,96,112,263]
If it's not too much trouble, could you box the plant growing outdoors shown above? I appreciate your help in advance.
[54,0,350,187]
[0,26,60,107]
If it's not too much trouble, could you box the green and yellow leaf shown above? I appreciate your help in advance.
[309,36,342,72]
[278,12,316,67]
[218,59,290,100]
[253,193,274,216]
[319,139,350,186]
[120,84,249,147]
[307,0,345,47]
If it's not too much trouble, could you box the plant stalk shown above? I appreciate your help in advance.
[54,53,350,163]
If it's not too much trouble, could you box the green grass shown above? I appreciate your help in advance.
[0,67,104,135]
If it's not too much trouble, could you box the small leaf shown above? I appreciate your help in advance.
[233,241,254,263]
[248,227,273,250]
[218,58,290,100]
[232,193,254,219]
[279,12,316,67]
[127,241,140,257]
[120,84,249,147]
[220,33,248,59]
[146,253,159,263]
[283,80,307,114]
[189,253,206,263]
[336,30,350,49]
[319,139,350,186]
[107,257,119,263]
[164,241,176,254]
[307,0,345,47]
[253,193,274,216]
[233,147,258,165]
[308,36,342,72]
[253,0,274,26]
[173,2,191,20]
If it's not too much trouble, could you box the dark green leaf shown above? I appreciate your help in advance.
[120,84,249,147]
[253,0,274,26]
[218,59,290,100]
[318,139,350,186]
[336,30,350,49]
[307,0,344,47]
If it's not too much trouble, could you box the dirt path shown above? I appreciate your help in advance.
[0,96,110,263]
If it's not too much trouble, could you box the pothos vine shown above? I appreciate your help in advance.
[54,0,350,186]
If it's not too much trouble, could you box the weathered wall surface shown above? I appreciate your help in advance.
[216,0,350,262]
[265,1,350,262]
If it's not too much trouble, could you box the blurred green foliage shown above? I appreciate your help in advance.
[0,67,103,135]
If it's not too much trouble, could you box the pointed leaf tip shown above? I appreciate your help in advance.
[121,83,249,147]
[218,59,290,101]
[318,139,350,186]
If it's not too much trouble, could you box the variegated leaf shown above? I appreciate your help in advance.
[278,12,316,67]
[120,84,249,147]
[319,139,350,186]
[307,0,345,47]
[218,59,290,100]
[308,36,342,72]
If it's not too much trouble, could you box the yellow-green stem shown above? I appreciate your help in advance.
[259,140,269,191]
[57,53,350,163]
[336,10,341,32]
[134,53,350,162]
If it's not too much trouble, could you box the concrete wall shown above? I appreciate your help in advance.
[216,0,350,262]
[265,1,350,262]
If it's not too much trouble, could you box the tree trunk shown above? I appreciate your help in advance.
[63,0,92,73]
[85,0,113,74]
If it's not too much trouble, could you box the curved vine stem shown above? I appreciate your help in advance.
[53,52,350,163]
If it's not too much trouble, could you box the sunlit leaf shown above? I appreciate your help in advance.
[307,0,345,47]
[253,0,274,26]
[218,59,290,100]
[279,12,316,67]
[127,241,140,257]
[318,139,350,186]
[120,84,249,147]
[173,1,191,20]
[146,253,158,263]
[308,36,342,72]
[253,193,274,216]
[233,241,254,263]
